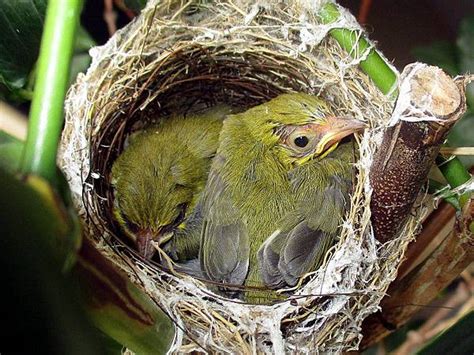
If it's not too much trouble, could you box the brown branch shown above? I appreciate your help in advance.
[397,201,456,279]
[440,147,474,156]
[360,198,474,349]
[358,0,373,24]
[114,0,137,19]
[0,101,28,140]
[103,0,117,36]
[392,279,473,355]
[369,64,467,243]
[360,64,473,349]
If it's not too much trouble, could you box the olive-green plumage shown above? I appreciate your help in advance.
[199,93,364,303]
[111,107,229,260]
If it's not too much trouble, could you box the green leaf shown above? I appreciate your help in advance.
[0,167,104,353]
[0,0,47,90]
[124,0,148,13]
[0,130,24,173]
[412,41,459,76]
[70,26,95,85]
[0,1,94,100]
[458,16,474,108]
[77,240,175,353]
[417,311,474,355]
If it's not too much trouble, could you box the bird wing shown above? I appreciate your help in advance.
[259,162,351,288]
[199,156,250,286]
[258,221,333,287]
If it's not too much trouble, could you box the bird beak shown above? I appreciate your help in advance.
[136,228,174,259]
[314,117,366,157]
[136,229,157,259]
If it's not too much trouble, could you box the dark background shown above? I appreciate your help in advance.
[340,0,474,67]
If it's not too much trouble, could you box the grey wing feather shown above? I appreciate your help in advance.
[278,222,333,286]
[258,223,333,287]
[258,230,288,289]
[259,172,350,288]
[200,157,249,286]
[174,258,204,278]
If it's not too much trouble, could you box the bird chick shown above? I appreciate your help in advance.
[111,107,229,260]
[199,93,365,303]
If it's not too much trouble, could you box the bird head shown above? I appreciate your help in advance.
[244,93,366,167]
[111,133,203,259]
[113,180,192,259]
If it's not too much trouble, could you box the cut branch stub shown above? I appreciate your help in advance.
[369,63,467,243]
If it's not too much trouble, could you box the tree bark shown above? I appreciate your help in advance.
[369,63,467,243]
[362,64,473,349]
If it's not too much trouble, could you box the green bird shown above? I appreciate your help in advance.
[111,107,229,260]
[199,93,365,303]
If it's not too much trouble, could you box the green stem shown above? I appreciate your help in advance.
[20,0,83,185]
[318,3,397,95]
[319,2,472,206]
[436,155,472,207]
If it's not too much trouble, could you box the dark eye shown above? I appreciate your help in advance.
[294,136,309,148]
[286,128,317,152]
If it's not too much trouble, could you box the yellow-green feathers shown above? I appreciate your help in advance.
[112,107,228,259]
[199,93,362,303]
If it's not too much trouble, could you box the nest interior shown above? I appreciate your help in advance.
[59,0,428,353]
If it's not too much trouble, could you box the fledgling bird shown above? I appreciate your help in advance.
[199,93,365,303]
[111,107,229,260]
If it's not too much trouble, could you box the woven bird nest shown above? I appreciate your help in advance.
[59,0,429,352]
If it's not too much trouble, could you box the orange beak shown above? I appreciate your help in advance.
[314,117,366,157]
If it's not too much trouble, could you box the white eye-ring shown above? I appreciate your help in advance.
[286,127,318,153]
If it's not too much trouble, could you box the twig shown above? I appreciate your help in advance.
[358,0,373,24]
[439,147,474,156]
[104,0,117,36]
[360,197,474,348]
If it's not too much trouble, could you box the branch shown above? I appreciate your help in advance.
[369,64,468,242]
[360,197,474,348]
[396,201,456,279]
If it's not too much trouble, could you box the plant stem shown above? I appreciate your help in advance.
[436,156,472,207]
[319,2,472,205]
[20,0,83,185]
[318,3,397,95]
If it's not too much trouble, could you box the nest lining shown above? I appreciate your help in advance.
[59,0,429,353]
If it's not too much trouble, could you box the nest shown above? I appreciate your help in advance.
[59,0,429,352]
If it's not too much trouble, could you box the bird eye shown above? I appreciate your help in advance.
[286,127,317,153]
[293,136,309,148]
